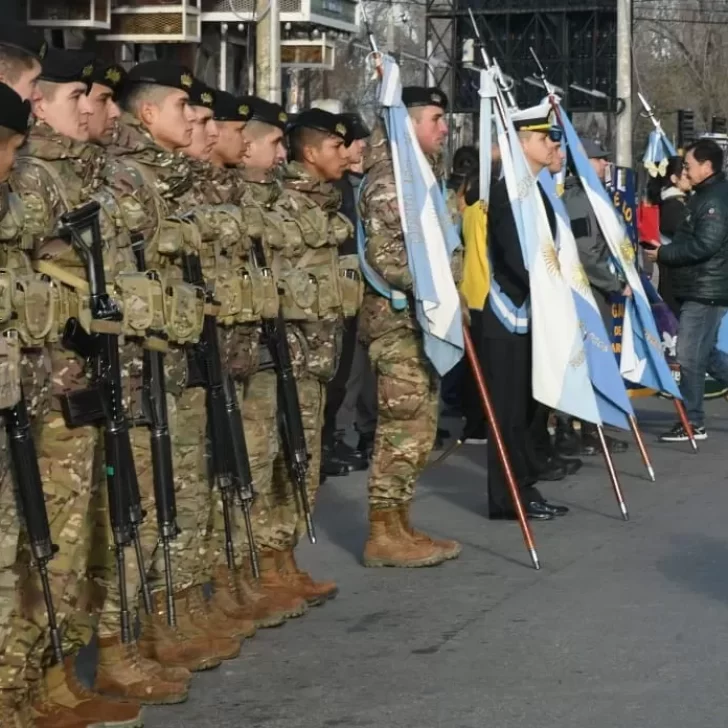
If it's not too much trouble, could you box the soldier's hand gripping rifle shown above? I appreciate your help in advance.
[57,201,152,642]
[251,237,315,544]
[182,252,259,577]
[4,378,63,663]
[131,234,179,626]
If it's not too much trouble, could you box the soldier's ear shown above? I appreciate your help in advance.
[31,95,47,123]
[138,99,158,129]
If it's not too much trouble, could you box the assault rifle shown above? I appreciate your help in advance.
[132,234,179,626]
[182,252,259,577]
[4,382,63,662]
[58,201,152,642]
[251,237,315,544]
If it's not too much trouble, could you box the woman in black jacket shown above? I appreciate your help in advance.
[650,156,692,316]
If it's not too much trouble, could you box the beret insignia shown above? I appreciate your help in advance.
[279,111,288,123]
[201,91,213,105]
[238,104,249,116]
[82,64,94,78]
[105,67,122,85]
[335,123,347,136]
[39,41,47,60]
[181,73,193,88]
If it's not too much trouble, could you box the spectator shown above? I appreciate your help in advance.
[645,139,728,441]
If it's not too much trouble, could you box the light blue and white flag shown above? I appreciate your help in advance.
[492,90,600,423]
[558,105,681,398]
[540,170,634,430]
[643,129,677,178]
[378,55,464,376]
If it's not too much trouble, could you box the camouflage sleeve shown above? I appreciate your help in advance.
[102,160,159,242]
[359,172,412,292]
[10,165,61,247]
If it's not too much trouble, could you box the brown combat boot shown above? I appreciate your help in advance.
[363,508,448,568]
[31,659,143,728]
[176,588,240,659]
[0,688,35,728]
[277,549,339,602]
[397,504,462,560]
[212,565,285,629]
[94,635,189,705]
[188,584,255,640]
[258,549,317,609]
[138,590,222,673]
[235,561,303,624]
[207,570,258,638]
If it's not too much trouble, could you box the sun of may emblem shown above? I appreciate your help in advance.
[571,263,591,295]
[543,242,561,276]
[620,238,635,263]
[516,176,532,200]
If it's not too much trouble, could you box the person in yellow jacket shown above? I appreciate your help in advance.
[458,171,490,444]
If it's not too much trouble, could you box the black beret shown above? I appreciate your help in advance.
[0,24,47,61]
[89,62,127,98]
[402,87,448,111]
[339,112,370,140]
[40,49,96,89]
[212,90,251,122]
[0,82,31,136]
[290,108,349,142]
[247,97,288,130]
[188,80,215,109]
[123,61,195,94]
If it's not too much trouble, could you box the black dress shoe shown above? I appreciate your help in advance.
[321,447,352,477]
[554,430,581,457]
[539,500,569,516]
[489,501,556,521]
[357,432,375,460]
[553,455,582,476]
[333,437,369,471]
[536,458,567,482]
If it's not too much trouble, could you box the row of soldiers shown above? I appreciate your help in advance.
[0,21,465,728]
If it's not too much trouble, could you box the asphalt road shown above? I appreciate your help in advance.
[137,397,728,728]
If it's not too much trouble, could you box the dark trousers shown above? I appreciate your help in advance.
[526,400,553,469]
[323,316,359,444]
[481,329,534,513]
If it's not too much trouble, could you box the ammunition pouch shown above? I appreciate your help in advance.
[114,271,165,339]
[161,278,205,345]
[0,333,21,410]
[0,269,56,346]
[337,254,363,318]
[215,269,246,325]
[278,268,318,322]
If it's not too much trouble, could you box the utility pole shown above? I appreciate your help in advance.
[255,0,281,102]
[616,0,632,168]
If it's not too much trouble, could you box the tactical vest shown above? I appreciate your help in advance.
[271,189,360,321]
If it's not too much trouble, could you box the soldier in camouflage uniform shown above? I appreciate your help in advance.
[197,91,302,627]
[253,108,360,600]
[79,60,193,705]
[9,48,143,728]
[0,80,45,728]
[358,87,462,568]
[112,62,242,670]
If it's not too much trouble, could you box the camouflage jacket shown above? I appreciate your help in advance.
[10,122,124,408]
[280,162,354,382]
[358,123,463,344]
[0,184,46,419]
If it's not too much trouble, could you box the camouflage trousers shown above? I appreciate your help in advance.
[0,413,97,688]
[150,386,211,592]
[88,424,160,638]
[367,329,439,509]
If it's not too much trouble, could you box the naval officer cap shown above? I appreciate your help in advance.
[188,79,215,109]
[88,61,127,98]
[213,90,252,122]
[511,102,555,132]
[0,82,31,135]
[0,24,47,61]
[123,61,196,94]
[289,108,350,143]
[247,97,289,130]
[401,87,448,111]
[39,49,96,90]
[339,112,371,140]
